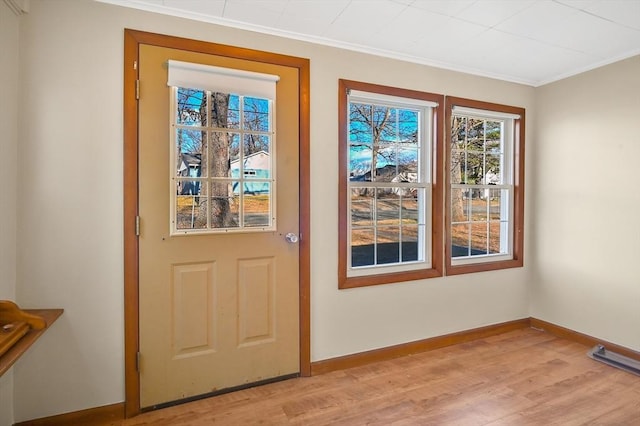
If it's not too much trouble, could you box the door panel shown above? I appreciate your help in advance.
[172,261,216,357]
[237,257,275,346]
[138,44,300,408]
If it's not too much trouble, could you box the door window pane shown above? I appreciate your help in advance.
[176,88,205,126]
[175,181,207,230]
[244,187,270,228]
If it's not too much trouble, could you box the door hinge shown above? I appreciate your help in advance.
[135,216,140,236]
[136,351,141,372]
[135,79,140,100]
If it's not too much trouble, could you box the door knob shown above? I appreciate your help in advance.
[285,233,299,243]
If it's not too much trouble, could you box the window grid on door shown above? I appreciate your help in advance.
[170,86,276,235]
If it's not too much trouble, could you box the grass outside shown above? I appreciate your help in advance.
[176,194,270,228]
[177,194,502,253]
[351,196,502,254]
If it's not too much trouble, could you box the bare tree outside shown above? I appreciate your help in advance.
[349,103,418,183]
[194,91,237,228]
[450,116,467,223]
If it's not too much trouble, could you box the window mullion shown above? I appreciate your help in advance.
[238,95,245,228]
[398,192,403,262]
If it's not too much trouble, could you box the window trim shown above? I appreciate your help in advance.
[444,97,525,275]
[338,79,444,289]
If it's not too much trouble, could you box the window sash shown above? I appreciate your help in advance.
[346,94,433,275]
[450,111,516,265]
[347,184,432,276]
[450,185,513,264]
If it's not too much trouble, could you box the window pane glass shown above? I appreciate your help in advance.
[485,154,501,183]
[176,181,207,230]
[243,134,271,178]
[488,222,503,254]
[243,97,270,132]
[377,226,399,264]
[351,189,374,227]
[467,119,484,150]
[450,149,465,184]
[244,188,270,228]
[350,144,373,181]
[374,150,397,182]
[373,105,393,137]
[349,103,372,144]
[209,92,235,129]
[227,95,240,129]
[351,228,375,267]
[486,121,502,153]
[452,116,466,144]
[397,145,419,176]
[471,193,488,221]
[489,188,504,220]
[210,181,238,228]
[349,103,373,181]
[399,109,418,140]
[372,108,420,183]
[176,128,204,177]
[176,88,205,126]
[451,223,470,258]
[401,225,420,262]
[465,152,484,184]
[400,190,419,224]
[451,188,468,222]
[229,133,240,164]
[204,132,231,178]
[377,107,397,144]
[376,189,400,226]
[470,222,488,255]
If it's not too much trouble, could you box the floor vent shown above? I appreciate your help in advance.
[588,345,640,376]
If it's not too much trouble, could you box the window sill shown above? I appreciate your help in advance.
[445,257,523,276]
[339,267,442,289]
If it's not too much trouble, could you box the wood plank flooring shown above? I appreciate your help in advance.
[121,328,640,425]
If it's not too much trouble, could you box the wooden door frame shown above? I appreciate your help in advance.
[123,29,311,418]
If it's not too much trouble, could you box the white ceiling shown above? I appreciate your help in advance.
[100,0,640,86]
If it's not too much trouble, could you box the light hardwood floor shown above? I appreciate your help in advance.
[122,328,640,425]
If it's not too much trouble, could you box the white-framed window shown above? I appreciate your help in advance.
[338,80,443,289]
[446,97,525,274]
[167,61,279,235]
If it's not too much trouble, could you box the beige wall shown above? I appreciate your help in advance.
[11,0,535,422]
[0,0,20,424]
[0,0,19,316]
[531,56,640,350]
